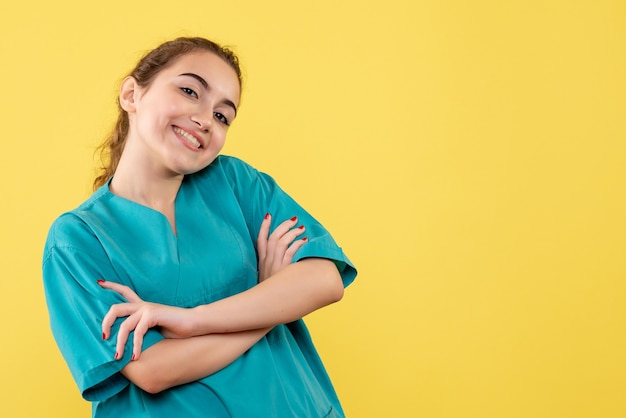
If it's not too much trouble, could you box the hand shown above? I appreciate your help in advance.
[98,280,193,361]
[257,214,308,283]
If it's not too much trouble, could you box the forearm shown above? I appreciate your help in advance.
[190,258,344,335]
[121,327,270,393]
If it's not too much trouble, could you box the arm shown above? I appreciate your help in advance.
[103,216,342,355]
[188,257,343,335]
[121,328,270,394]
[187,212,345,332]
[98,279,273,393]
[117,258,341,393]
[102,257,343,359]
[102,215,321,392]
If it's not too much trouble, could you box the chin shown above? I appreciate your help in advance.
[173,159,217,176]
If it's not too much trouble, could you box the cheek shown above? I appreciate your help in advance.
[166,101,182,114]
[210,130,228,152]
[138,100,175,126]
[154,101,181,123]
[151,94,180,115]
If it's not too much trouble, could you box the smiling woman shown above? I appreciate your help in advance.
[112,51,241,210]
[42,37,356,418]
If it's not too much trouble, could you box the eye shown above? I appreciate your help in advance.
[180,87,198,98]
[214,112,230,126]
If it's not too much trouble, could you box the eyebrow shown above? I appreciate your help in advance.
[179,72,238,115]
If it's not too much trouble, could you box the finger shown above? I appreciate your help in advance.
[115,313,140,360]
[102,303,137,340]
[280,224,306,245]
[131,317,150,361]
[272,225,305,258]
[283,237,308,264]
[266,216,299,256]
[97,280,142,303]
[272,233,304,270]
[256,212,271,259]
[269,216,299,240]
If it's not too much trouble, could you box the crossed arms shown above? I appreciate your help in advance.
[98,214,344,394]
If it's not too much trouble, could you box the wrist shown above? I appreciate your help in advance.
[188,304,214,336]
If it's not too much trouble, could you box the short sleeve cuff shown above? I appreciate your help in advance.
[80,328,165,401]
[294,239,357,289]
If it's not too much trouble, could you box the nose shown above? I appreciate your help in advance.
[191,109,212,133]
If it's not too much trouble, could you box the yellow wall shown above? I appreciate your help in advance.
[1,0,625,416]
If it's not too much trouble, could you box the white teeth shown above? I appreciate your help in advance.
[174,127,201,148]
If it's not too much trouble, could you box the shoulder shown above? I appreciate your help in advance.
[43,188,110,260]
[214,155,260,177]
[191,155,267,186]
[45,213,97,254]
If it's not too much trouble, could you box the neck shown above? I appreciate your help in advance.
[110,153,181,236]
[110,147,183,212]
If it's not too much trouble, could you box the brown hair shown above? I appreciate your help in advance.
[93,37,242,190]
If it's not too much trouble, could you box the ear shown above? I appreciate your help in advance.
[119,76,139,112]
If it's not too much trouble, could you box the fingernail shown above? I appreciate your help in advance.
[302,237,308,242]
[290,216,297,222]
[131,354,136,361]
[102,332,106,340]
[264,212,270,220]
[114,352,119,360]
[298,225,304,230]
[97,280,105,284]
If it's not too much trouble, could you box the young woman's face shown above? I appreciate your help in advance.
[125,51,241,176]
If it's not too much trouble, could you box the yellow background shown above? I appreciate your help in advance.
[1,0,625,417]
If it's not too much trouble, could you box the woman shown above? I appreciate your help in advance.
[43,37,356,417]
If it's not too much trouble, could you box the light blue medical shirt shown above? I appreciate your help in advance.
[43,156,356,418]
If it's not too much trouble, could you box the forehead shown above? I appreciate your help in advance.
[159,51,241,103]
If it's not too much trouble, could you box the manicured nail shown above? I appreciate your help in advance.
[302,237,308,242]
[131,354,136,361]
[264,212,270,220]
[290,216,297,222]
[114,352,119,360]
[97,280,105,284]
[298,225,305,230]
[102,332,106,340]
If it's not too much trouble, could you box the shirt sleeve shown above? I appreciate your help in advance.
[218,156,357,288]
[42,213,165,401]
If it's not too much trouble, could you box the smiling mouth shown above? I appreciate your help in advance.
[173,126,201,148]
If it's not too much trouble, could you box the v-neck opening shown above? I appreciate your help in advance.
[105,178,181,240]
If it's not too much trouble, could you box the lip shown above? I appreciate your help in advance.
[172,125,205,150]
